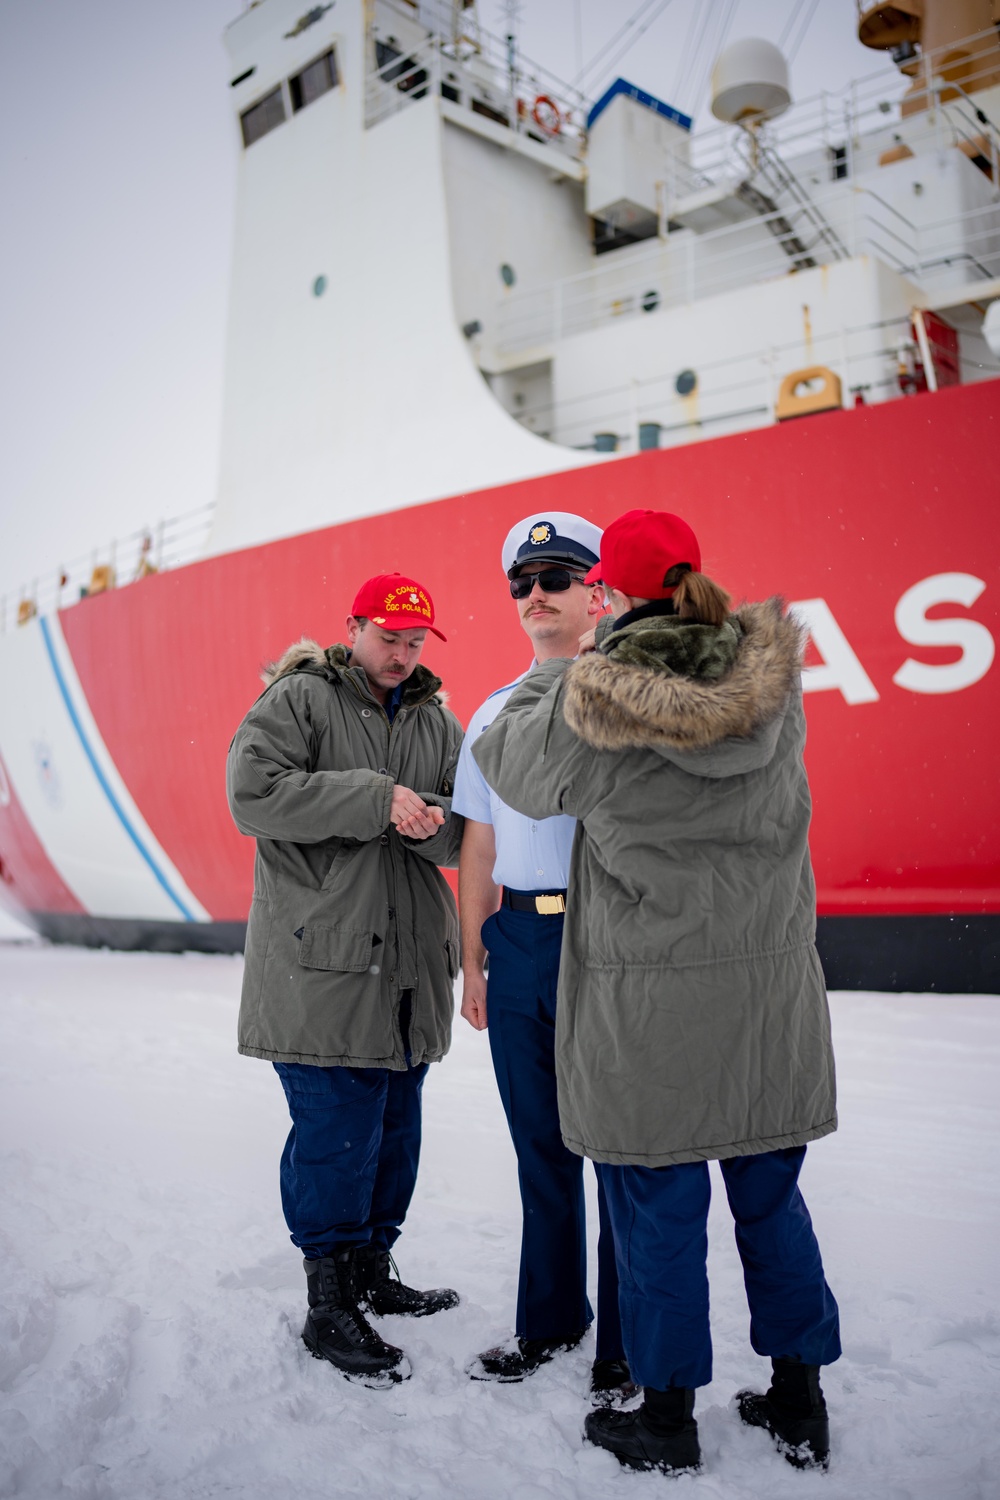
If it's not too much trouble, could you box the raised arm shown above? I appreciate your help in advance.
[471,659,597,821]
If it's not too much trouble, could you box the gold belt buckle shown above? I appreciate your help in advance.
[535,894,566,915]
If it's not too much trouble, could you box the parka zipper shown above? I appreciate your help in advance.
[343,670,408,1062]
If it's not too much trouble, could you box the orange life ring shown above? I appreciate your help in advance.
[532,94,561,136]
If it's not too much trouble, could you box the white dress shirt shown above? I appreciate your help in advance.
[453,668,577,891]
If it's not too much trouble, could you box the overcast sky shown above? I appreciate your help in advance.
[0,0,893,604]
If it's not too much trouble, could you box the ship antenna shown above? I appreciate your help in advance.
[500,0,522,94]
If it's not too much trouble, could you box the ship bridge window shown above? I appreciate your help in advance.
[290,49,339,112]
[240,87,286,147]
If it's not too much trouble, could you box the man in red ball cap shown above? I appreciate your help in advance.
[227,571,464,1388]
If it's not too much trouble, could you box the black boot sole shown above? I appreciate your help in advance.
[365,1289,460,1318]
[589,1380,641,1407]
[301,1326,411,1387]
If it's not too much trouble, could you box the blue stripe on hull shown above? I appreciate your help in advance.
[38,615,197,922]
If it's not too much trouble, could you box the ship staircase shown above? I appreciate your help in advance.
[736,136,850,271]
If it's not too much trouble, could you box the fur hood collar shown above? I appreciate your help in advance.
[262,638,446,708]
[563,599,804,753]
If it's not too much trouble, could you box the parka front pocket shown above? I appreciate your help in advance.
[298,925,379,972]
[319,842,359,893]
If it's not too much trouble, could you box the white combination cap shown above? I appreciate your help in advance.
[501,512,603,579]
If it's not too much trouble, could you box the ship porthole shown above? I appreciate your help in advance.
[641,289,660,313]
[675,368,697,396]
[313,274,328,297]
[500,263,516,288]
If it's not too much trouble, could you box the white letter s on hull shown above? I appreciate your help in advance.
[893,573,994,695]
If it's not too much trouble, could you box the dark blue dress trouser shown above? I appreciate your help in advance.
[482,904,624,1360]
[598,1147,841,1390]
[273,994,427,1260]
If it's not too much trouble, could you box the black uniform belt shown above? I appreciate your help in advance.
[502,888,567,915]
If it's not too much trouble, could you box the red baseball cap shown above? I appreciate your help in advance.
[351,573,446,640]
[584,510,701,598]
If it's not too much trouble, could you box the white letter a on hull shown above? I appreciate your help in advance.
[790,599,880,706]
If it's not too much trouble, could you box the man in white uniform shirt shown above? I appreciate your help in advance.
[454,512,631,1398]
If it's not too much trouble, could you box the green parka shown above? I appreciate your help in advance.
[472,600,836,1167]
[227,640,463,1069]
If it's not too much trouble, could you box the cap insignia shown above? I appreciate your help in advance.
[383,584,432,619]
[529,523,552,546]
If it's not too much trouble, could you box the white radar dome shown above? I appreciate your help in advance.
[711,38,791,124]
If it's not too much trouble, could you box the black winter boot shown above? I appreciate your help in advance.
[354,1245,459,1318]
[302,1251,410,1386]
[585,1386,701,1474]
[469,1329,587,1382]
[737,1357,830,1469]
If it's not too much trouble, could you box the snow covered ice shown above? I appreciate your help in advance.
[1,940,998,1500]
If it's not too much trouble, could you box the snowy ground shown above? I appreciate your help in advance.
[1,942,998,1500]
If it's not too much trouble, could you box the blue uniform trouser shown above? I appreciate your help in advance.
[599,1147,841,1389]
[273,994,427,1260]
[482,903,624,1360]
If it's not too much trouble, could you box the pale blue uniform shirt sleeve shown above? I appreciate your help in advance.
[454,670,577,890]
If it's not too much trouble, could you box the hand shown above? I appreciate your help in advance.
[396,805,446,840]
[390,785,431,827]
[460,968,488,1030]
[578,627,598,655]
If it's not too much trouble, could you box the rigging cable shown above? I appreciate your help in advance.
[571,0,665,89]
[689,0,741,120]
[670,0,711,104]
[786,0,821,65]
[595,0,677,89]
[778,0,808,49]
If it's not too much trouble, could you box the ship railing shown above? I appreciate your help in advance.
[491,187,1000,358]
[854,187,1000,286]
[364,0,587,154]
[935,81,1000,198]
[666,24,1000,205]
[895,23,1000,121]
[507,311,965,454]
[668,55,910,202]
[0,502,215,635]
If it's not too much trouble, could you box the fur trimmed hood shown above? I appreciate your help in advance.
[563,598,804,753]
[262,638,447,707]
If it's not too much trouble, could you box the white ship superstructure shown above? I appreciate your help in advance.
[204,0,1000,562]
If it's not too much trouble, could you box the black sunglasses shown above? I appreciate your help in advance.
[509,567,589,600]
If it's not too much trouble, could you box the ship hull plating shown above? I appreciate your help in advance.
[1,382,997,989]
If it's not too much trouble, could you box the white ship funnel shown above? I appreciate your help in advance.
[710,38,791,125]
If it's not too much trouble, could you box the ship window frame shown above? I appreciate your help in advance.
[829,143,848,181]
[289,48,339,113]
[240,85,287,148]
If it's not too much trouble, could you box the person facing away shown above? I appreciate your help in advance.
[226,572,465,1388]
[453,511,633,1402]
[473,509,841,1475]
